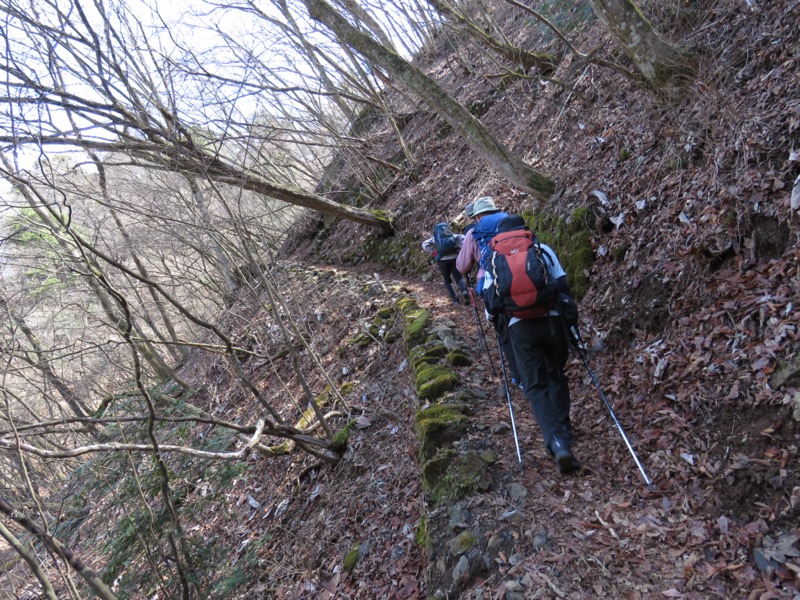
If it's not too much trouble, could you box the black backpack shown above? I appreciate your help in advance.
[483,216,560,318]
[432,222,459,256]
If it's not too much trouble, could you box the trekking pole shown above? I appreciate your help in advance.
[495,328,523,470]
[465,274,496,375]
[568,324,654,492]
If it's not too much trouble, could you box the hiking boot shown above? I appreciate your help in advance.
[549,437,581,474]
[462,292,471,305]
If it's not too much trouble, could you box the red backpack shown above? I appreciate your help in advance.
[484,217,559,319]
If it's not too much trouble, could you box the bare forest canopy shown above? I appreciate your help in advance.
[0,0,799,598]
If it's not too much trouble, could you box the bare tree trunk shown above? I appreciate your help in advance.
[251,0,357,123]
[106,210,184,357]
[427,0,557,74]
[302,0,555,200]
[186,177,238,300]
[0,495,118,600]
[126,143,394,231]
[334,0,397,53]
[588,0,694,89]
[0,520,59,600]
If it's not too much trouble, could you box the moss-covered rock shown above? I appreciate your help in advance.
[610,242,631,261]
[350,233,430,276]
[446,348,472,367]
[416,513,428,549]
[479,450,499,465]
[396,297,416,312]
[410,341,448,369]
[416,404,466,438]
[405,309,431,346]
[330,419,356,454]
[447,530,479,556]
[397,297,432,348]
[416,404,467,461]
[421,449,455,492]
[424,452,491,506]
[346,332,373,347]
[343,541,361,571]
[417,367,459,400]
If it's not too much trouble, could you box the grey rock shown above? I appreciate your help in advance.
[504,579,526,600]
[452,555,470,587]
[500,509,526,525]
[487,534,504,551]
[449,503,471,528]
[532,531,548,550]
[508,483,528,501]
[447,530,479,556]
[491,422,511,435]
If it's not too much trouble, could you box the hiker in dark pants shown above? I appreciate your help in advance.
[422,227,469,305]
[507,298,579,474]
[470,196,580,474]
[457,197,522,386]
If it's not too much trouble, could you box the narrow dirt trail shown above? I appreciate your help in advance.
[387,267,798,599]
[232,261,797,599]
[413,275,667,596]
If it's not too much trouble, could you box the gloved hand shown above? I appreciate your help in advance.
[556,292,579,326]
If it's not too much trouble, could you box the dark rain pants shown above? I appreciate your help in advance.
[508,315,572,451]
[437,258,467,303]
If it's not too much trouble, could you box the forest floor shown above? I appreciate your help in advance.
[217,258,800,600]
[7,1,798,599]
[235,1,800,597]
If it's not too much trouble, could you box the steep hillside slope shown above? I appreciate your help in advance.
[3,0,800,600]
[278,0,800,597]
[26,1,798,599]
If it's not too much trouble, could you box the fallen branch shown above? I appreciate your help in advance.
[0,419,266,460]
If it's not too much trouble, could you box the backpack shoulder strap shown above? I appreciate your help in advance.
[533,237,555,266]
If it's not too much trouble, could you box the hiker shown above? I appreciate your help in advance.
[463,202,477,234]
[457,197,522,388]
[456,201,480,288]
[422,222,470,305]
[469,196,581,474]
